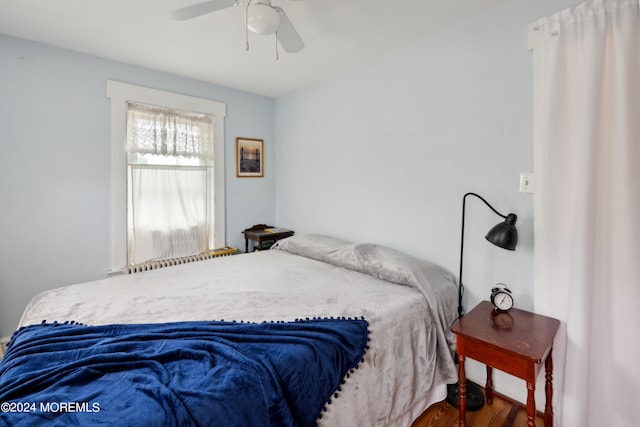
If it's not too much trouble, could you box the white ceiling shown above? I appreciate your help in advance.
[0,0,508,97]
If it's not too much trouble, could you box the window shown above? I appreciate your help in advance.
[108,81,226,272]
[126,102,213,265]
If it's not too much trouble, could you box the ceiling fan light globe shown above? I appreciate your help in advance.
[247,4,280,35]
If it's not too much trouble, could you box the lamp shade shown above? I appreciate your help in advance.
[247,4,280,35]
[485,213,518,250]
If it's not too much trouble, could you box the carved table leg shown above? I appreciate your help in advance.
[458,353,466,427]
[526,380,536,427]
[545,349,554,427]
[485,365,494,404]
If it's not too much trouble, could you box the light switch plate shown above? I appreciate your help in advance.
[520,173,534,193]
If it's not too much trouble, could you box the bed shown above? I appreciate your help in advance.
[0,234,458,426]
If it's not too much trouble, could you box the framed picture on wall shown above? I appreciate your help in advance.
[236,137,264,178]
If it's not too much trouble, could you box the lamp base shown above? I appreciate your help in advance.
[445,380,485,411]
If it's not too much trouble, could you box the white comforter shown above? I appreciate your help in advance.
[18,234,458,426]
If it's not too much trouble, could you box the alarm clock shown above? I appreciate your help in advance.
[490,283,513,311]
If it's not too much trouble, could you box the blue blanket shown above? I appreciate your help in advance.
[0,318,369,427]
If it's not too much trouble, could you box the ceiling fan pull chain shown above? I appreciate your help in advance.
[275,33,279,60]
[245,1,250,51]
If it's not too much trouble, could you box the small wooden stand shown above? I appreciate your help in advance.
[451,301,560,427]
[242,224,294,252]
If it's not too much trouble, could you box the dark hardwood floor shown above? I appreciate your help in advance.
[412,392,544,427]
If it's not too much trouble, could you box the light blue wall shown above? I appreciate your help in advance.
[274,0,580,405]
[0,35,275,337]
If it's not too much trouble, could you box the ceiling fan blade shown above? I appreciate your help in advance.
[170,0,237,21]
[273,7,305,53]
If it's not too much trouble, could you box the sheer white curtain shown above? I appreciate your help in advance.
[533,1,640,426]
[128,166,208,264]
[127,103,213,265]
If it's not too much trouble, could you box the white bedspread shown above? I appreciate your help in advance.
[18,235,458,426]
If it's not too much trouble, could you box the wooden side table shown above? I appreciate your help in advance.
[451,301,560,427]
[242,224,294,252]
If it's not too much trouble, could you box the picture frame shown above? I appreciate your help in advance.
[236,137,264,178]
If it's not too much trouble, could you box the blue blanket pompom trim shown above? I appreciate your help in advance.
[0,317,370,427]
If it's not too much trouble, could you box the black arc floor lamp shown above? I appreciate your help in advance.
[446,192,518,410]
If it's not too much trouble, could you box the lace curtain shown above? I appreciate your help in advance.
[533,1,640,425]
[127,102,214,160]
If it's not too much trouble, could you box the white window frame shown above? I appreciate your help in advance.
[107,81,226,272]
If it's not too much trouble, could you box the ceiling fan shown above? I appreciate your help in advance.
[171,0,305,54]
